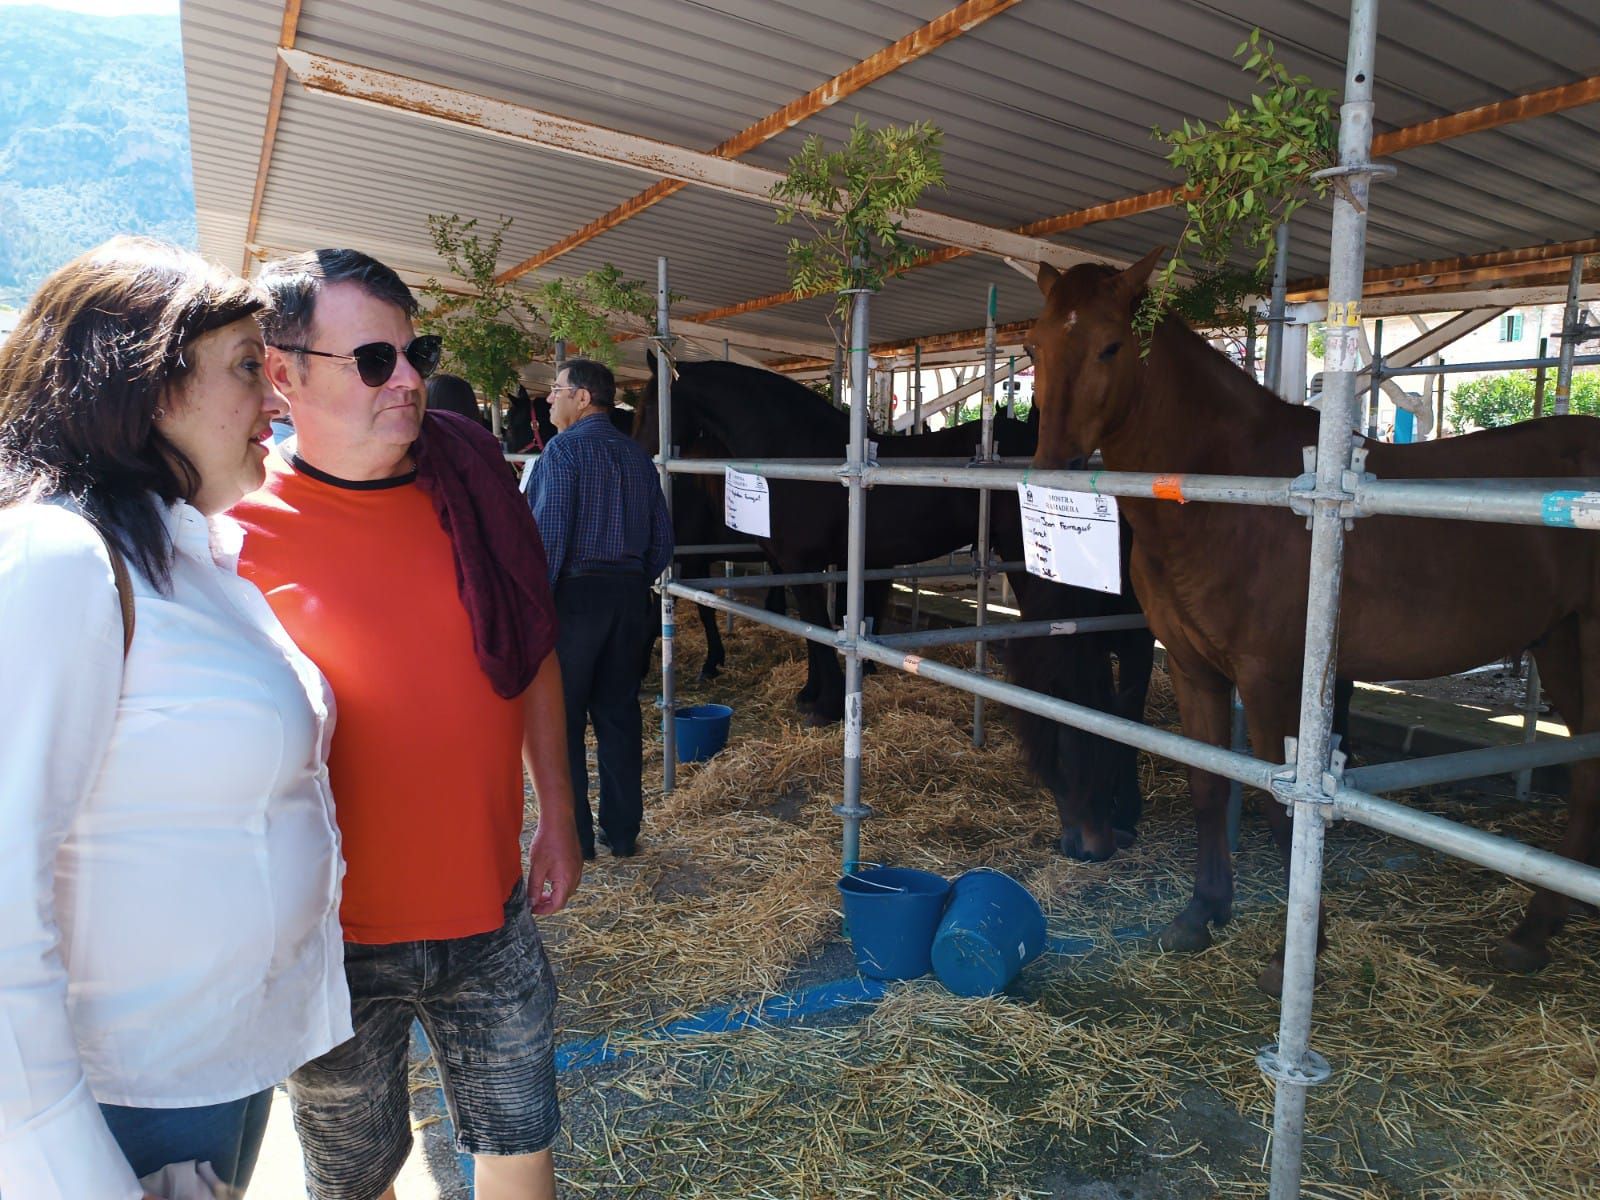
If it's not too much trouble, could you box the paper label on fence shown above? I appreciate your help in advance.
[1016,483,1120,593]
[724,467,771,537]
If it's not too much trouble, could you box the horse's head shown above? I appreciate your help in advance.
[1026,247,1164,469]
[639,350,713,455]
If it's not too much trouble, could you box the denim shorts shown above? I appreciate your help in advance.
[100,1086,273,1186]
[287,880,559,1200]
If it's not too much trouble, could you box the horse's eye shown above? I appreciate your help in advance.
[1098,341,1122,361]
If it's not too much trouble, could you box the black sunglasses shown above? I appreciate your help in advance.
[274,335,443,388]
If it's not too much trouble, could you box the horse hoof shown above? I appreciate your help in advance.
[805,709,842,728]
[699,666,720,682]
[1256,961,1285,998]
[1491,937,1552,975]
[1572,899,1598,920]
[1156,919,1212,954]
[795,695,817,714]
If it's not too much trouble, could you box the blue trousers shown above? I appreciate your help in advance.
[100,1086,274,1187]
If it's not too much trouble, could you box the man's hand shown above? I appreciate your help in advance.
[526,819,583,914]
[521,652,582,914]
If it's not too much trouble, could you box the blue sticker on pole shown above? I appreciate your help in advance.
[1542,490,1600,530]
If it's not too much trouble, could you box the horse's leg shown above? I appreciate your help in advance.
[1157,659,1236,953]
[1054,640,1121,862]
[1331,677,1357,763]
[1109,629,1156,846]
[1496,615,1597,972]
[790,583,831,715]
[764,585,787,616]
[1236,677,1320,998]
[697,603,724,680]
[685,556,725,680]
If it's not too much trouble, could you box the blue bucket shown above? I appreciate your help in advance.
[930,868,1047,997]
[836,866,951,980]
[674,703,733,763]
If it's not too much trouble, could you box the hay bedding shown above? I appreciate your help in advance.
[518,615,1600,1198]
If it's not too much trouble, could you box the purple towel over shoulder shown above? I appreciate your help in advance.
[412,410,558,699]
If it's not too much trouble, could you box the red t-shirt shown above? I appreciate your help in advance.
[233,451,524,943]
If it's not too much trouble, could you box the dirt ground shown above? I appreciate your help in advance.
[483,611,1600,1200]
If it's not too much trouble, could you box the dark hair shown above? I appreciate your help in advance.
[255,248,417,355]
[426,372,481,420]
[0,236,266,588]
[558,357,615,407]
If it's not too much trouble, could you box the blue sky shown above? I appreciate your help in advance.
[0,0,178,14]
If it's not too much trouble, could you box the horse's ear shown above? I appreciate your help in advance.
[1112,247,1167,303]
[1035,262,1061,298]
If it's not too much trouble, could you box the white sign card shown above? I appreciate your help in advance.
[724,467,772,537]
[1016,483,1121,594]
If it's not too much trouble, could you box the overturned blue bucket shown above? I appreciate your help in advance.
[836,866,951,980]
[674,703,733,763]
[930,868,1047,997]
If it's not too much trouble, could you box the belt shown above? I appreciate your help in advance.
[563,564,647,580]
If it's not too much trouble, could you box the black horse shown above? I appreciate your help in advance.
[641,358,1170,860]
[642,356,1050,716]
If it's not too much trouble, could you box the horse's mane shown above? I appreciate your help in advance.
[661,359,848,457]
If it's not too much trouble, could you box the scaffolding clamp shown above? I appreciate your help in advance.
[1270,737,1346,811]
[1257,1043,1332,1088]
[1289,444,1370,529]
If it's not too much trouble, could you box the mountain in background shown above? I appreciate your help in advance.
[0,4,195,309]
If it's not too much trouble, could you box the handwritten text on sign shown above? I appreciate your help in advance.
[724,468,771,537]
[1016,484,1121,593]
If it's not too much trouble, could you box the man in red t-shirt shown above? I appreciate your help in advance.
[232,249,581,1200]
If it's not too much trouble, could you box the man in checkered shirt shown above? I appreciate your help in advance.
[527,358,672,860]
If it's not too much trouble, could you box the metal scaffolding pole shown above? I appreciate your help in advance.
[974,284,998,747]
[1533,336,1550,418]
[836,286,873,873]
[1264,223,1291,396]
[664,572,1600,903]
[1516,657,1545,802]
[654,258,677,796]
[1554,255,1584,416]
[1366,318,1383,439]
[678,560,1019,592]
[912,344,924,432]
[667,456,1598,532]
[831,337,844,411]
[1266,4,1381,1195]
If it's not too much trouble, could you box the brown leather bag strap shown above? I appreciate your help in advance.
[97,528,135,658]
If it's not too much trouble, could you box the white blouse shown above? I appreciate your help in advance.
[0,499,351,1200]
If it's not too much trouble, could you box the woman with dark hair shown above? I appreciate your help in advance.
[425,370,487,425]
[0,238,350,1199]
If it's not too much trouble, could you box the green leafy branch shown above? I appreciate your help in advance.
[1135,30,1338,345]
[771,116,945,333]
[531,265,658,368]
[417,214,546,413]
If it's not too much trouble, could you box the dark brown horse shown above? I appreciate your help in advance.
[1028,248,1600,990]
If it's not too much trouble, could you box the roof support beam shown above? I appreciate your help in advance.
[241,0,303,275]
[495,0,1020,284]
[1350,308,1505,393]
[1289,238,1600,300]
[688,72,1600,326]
[890,358,1020,430]
[278,49,1093,270]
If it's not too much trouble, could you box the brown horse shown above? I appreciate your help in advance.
[1027,248,1600,992]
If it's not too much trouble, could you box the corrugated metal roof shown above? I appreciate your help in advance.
[181,0,1600,365]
